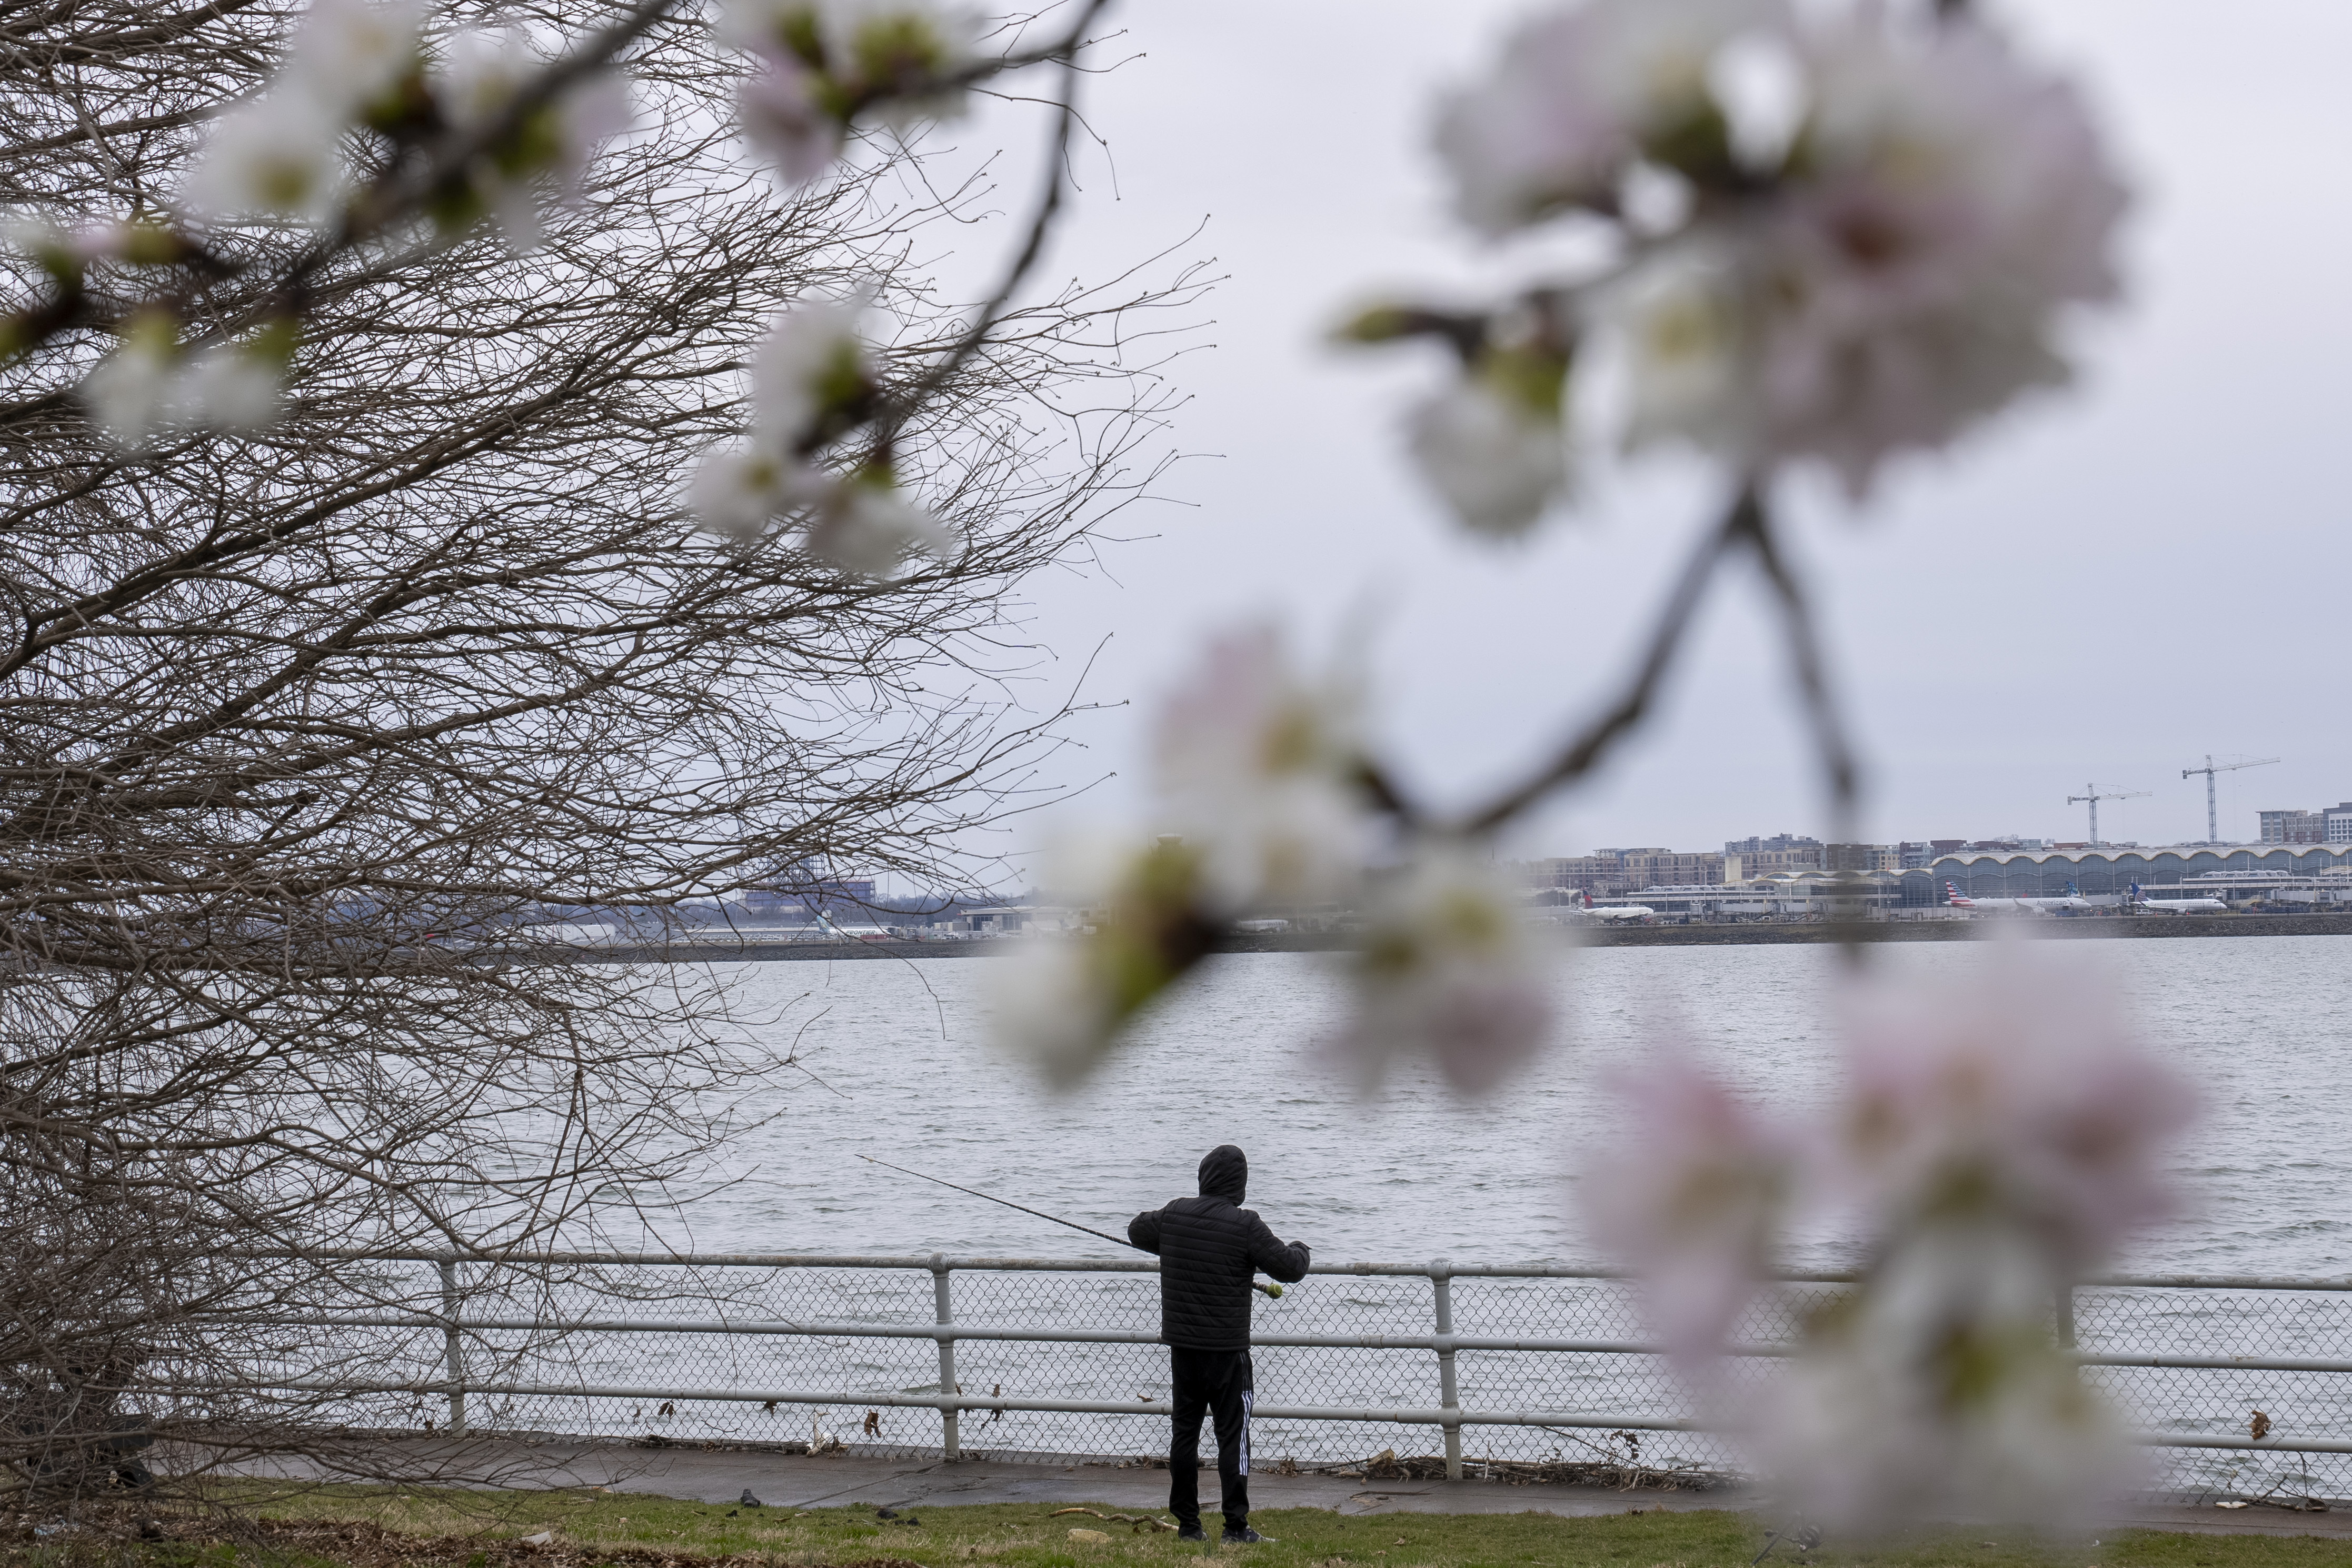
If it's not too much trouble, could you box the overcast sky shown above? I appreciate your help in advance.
[935,0,2352,869]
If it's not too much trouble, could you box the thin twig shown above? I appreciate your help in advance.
[1457,483,1759,836]
[1738,498,1859,851]
[869,0,1113,454]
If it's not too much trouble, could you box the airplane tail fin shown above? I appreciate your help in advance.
[1944,880,1966,904]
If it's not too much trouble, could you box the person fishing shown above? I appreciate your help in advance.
[1128,1145,1312,1545]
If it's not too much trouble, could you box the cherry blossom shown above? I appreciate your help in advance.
[284,0,424,121]
[1324,846,1558,1093]
[81,315,180,448]
[1151,624,1369,912]
[1435,0,1788,235]
[1768,1222,2130,1530]
[719,0,975,184]
[688,446,803,541]
[1579,1048,1790,1364]
[737,51,845,184]
[751,297,878,448]
[1428,0,2127,494]
[433,27,634,248]
[1735,12,2128,491]
[801,468,954,575]
[989,837,1218,1089]
[1592,955,2196,1529]
[1406,373,1570,538]
[1826,957,2195,1267]
[184,92,350,222]
[184,0,422,223]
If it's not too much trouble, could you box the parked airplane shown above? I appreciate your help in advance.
[1944,880,2091,914]
[2129,882,2229,914]
[1580,890,1656,923]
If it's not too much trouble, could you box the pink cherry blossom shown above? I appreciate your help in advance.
[1580,1048,1790,1363]
[1151,624,1369,912]
[1324,846,1559,1094]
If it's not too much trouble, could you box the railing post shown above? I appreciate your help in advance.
[2056,1281,2076,1350]
[437,1257,469,1438]
[932,1254,961,1460]
[1430,1261,1461,1481]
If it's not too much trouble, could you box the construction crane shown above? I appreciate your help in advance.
[2067,782,2150,848]
[2181,754,2280,845]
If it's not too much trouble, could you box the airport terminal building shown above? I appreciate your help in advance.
[1573,842,2352,918]
[1922,842,2352,902]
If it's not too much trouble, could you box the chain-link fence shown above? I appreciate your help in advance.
[232,1253,2352,1504]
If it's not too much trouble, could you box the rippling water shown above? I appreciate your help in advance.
[662,935,2352,1278]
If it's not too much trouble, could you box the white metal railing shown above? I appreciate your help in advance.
[197,1251,2352,1498]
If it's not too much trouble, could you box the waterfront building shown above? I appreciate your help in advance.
[2262,809,2327,844]
[1723,833,1826,876]
[1521,847,1723,895]
[1827,843,1901,873]
[1919,842,2352,905]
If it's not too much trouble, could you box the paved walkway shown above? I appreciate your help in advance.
[427,1441,2348,1541]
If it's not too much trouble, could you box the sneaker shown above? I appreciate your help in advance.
[1222,1528,1274,1545]
[1176,1525,1208,1543]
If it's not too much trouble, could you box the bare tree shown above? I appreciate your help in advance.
[0,0,1194,1505]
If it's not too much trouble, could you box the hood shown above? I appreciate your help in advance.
[1197,1144,1248,1203]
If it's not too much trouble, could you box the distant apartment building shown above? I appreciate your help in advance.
[1826,843,1901,874]
[2262,809,2328,845]
[1611,848,1725,888]
[1521,847,1723,895]
[1723,833,1825,880]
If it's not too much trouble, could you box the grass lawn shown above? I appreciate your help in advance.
[67,1489,2325,1568]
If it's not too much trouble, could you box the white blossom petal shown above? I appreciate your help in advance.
[1580,1048,1791,1365]
[689,446,798,540]
[285,0,424,118]
[184,93,348,222]
[1592,8,2128,488]
[1152,625,1369,911]
[1827,954,2195,1264]
[738,51,846,184]
[986,936,1122,1091]
[803,477,952,575]
[82,330,178,449]
[1325,846,1558,1094]
[1435,0,1789,235]
[1767,1223,2133,1531]
[751,297,875,447]
[1405,377,1569,538]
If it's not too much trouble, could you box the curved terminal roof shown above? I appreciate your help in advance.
[1931,844,2352,869]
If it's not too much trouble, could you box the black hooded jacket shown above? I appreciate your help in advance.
[1128,1145,1311,1351]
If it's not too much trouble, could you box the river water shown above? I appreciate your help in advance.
[663,934,2352,1278]
[425,935,2352,1489]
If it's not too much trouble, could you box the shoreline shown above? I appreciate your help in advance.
[600,911,2352,963]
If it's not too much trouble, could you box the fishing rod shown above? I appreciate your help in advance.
[858,1154,1284,1299]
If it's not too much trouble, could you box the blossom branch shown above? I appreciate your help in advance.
[1457,482,1758,836]
[1739,497,1860,850]
[0,0,684,396]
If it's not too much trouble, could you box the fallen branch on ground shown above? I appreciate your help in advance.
[1049,1507,1178,1532]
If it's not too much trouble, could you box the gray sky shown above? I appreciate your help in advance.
[953,0,2352,866]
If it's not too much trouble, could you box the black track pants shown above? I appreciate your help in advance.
[1167,1346,1253,1532]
